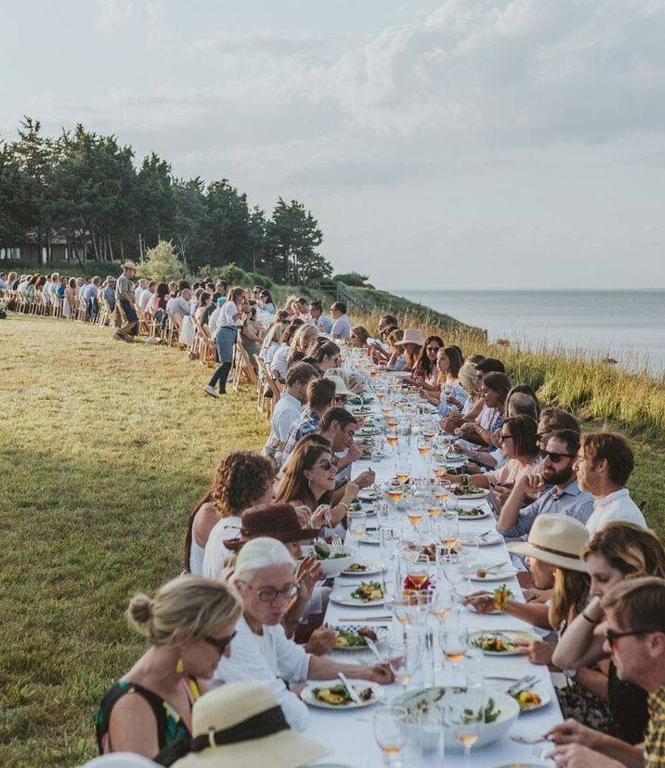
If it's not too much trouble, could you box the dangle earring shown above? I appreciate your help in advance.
[176,659,185,675]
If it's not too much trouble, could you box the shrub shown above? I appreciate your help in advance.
[141,241,185,282]
[246,272,273,290]
[212,263,248,285]
[333,271,374,288]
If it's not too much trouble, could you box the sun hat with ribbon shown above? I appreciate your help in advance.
[323,372,355,397]
[507,514,590,572]
[171,682,328,768]
[394,328,425,347]
[224,503,321,552]
[120,260,138,271]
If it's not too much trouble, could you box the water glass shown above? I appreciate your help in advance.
[347,509,367,550]
[373,709,407,767]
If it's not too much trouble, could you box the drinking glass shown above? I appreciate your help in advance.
[376,499,391,528]
[347,509,367,549]
[405,554,430,590]
[406,503,425,528]
[394,458,411,485]
[458,534,480,590]
[389,630,419,690]
[431,584,453,621]
[442,553,466,601]
[439,617,469,684]
[387,484,405,507]
[379,526,395,570]
[449,688,486,768]
[373,709,407,767]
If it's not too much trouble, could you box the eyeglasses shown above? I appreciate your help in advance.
[499,434,513,443]
[605,628,659,647]
[255,584,299,603]
[541,450,577,463]
[204,631,237,654]
[426,345,440,352]
[313,458,335,470]
[334,395,348,403]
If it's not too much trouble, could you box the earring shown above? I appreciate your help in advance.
[176,659,185,674]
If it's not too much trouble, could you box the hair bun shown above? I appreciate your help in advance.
[127,593,154,635]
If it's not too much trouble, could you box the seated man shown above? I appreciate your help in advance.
[547,576,665,768]
[283,378,336,458]
[166,287,192,328]
[309,300,332,333]
[212,538,393,731]
[330,301,351,340]
[576,432,646,534]
[317,406,374,489]
[497,429,594,539]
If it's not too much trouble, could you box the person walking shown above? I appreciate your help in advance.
[115,261,139,342]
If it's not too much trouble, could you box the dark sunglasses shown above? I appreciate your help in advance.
[204,631,237,654]
[256,584,299,603]
[426,345,441,352]
[541,450,577,463]
[605,628,659,648]
[314,458,335,470]
[499,434,513,443]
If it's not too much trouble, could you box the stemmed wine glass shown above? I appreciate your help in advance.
[373,709,408,767]
[449,688,486,768]
[346,509,367,551]
[438,616,469,685]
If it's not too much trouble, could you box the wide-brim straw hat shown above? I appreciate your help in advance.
[395,328,425,347]
[507,514,590,572]
[172,682,328,768]
[324,372,355,397]
[224,503,320,552]
[120,260,138,271]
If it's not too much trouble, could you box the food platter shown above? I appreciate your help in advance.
[469,630,541,655]
[301,679,383,709]
[331,624,390,650]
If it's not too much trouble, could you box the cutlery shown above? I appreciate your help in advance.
[338,616,392,622]
[338,672,362,705]
[511,734,549,745]
[507,675,538,695]
[363,636,385,664]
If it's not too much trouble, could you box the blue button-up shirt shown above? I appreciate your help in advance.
[498,479,594,539]
[283,407,321,457]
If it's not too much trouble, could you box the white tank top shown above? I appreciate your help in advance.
[189,536,206,576]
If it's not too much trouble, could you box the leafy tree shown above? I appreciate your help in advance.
[142,240,184,282]
[204,180,251,269]
[136,153,176,255]
[173,177,210,270]
[0,141,30,246]
[332,272,374,288]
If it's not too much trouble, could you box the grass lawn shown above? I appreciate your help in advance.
[0,313,268,768]
[1,313,663,767]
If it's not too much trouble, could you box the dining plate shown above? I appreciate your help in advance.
[330,587,385,607]
[469,630,541,655]
[457,506,490,520]
[485,676,552,713]
[478,530,504,547]
[331,624,390,650]
[340,562,384,576]
[360,531,381,545]
[470,565,518,582]
[454,488,490,500]
[357,489,380,501]
[301,679,383,709]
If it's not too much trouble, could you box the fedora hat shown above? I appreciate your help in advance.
[172,682,328,768]
[120,260,138,271]
[324,372,354,397]
[507,514,590,572]
[224,504,320,552]
[394,328,425,347]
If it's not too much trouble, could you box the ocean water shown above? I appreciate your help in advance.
[393,289,665,376]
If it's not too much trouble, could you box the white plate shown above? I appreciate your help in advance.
[357,489,380,501]
[485,677,552,713]
[454,488,490,500]
[457,507,490,520]
[470,566,518,582]
[478,531,503,547]
[360,531,381,544]
[331,624,390,650]
[301,679,383,709]
[469,630,541,655]
[341,562,384,576]
[330,587,385,607]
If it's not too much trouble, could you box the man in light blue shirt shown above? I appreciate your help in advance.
[497,429,594,539]
[309,300,333,334]
[330,301,351,340]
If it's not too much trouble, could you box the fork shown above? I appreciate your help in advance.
[511,734,549,745]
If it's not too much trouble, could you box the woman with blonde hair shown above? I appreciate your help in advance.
[96,576,241,758]
[553,522,665,743]
[287,323,319,368]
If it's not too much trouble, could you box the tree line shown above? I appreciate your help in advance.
[0,118,332,285]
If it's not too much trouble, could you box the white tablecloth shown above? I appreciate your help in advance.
[305,399,561,767]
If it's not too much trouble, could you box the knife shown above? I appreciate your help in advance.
[363,636,385,664]
[338,671,362,705]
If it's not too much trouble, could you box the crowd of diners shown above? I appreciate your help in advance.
[3,268,664,768]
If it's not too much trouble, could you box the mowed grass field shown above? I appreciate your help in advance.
[0,314,268,768]
[1,313,663,767]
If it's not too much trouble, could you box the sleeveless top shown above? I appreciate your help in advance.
[189,535,206,577]
[608,661,649,744]
[96,676,201,755]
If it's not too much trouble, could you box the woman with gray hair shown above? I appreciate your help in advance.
[212,537,394,731]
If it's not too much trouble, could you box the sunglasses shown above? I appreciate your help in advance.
[256,584,299,603]
[499,434,513,443]
[426,345,441,352]
[313,459,335,470]
[204,631,237,654]
[541,450,577,463]
[605,628,659,648]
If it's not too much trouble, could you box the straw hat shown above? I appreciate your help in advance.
[324,372,354,397]
[224,504,321,552]
[507,514,590,572]
[80,755,158,768]
[394,328,424,347]
[120,260,138,271]
[172,682,328,768]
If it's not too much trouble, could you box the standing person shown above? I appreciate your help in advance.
[575,433,646,534]
[63,277,77,319]
[204,287,247,398]
[115,261,139,342]
[96,576,241,759]
[330,301,351,340]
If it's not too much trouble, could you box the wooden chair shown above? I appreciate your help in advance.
[231,341,258,392]
[256,357,280,418]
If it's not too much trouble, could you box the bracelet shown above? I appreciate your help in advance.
[582,612,600,625]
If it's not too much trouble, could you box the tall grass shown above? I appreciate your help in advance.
[352,309,665,441]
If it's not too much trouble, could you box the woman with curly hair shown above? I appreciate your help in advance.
[184,451,275,578]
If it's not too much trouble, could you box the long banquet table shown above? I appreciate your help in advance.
[305,392,562,767]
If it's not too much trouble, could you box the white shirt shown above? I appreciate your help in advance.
[219,300,242,327]
[201,516,242,579]
[208,306,223,335]
[586,488,646,535]
[83,284,99,300]
[212,616,310,731]
[166,296,191,320]
[18,280,29,292]
[135,287,145,306]
[331,314,352,340]
[265,393,302,457]
[271,345,291,379]
[138,290,152,311]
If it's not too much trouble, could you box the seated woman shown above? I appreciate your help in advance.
[96,576,241,759]
[393,328,424,372]
[456,370,511,447]
[349,324,371,350]
[271,319,305,382]
[420,345,465,409]
[384,328,406,370]
[259,288,276,315]
[408,335,444,388]
[275,435,360,530]
[212,538,394,731]
[259,310,290,365]
[308,339,341,372]
[191,451,275,578]
[450,414,540,490]
[194,292,211,325]
[552,523,665,744]
[240,305,263,369]
[287,323,319,369]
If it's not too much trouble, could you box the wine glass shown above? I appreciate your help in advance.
[431,584,453,621]
[442,552,465,601]
[407,503,425,528]
[405,554,430,590]
[379,526,395,570]
[438,617,469,684]
[458,534,480,590]
[347,509,367,550]
[389,631,419,690]
[373,709,408,767]
[449,688,486,768]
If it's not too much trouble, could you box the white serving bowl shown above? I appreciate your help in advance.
[391,686,521,751]
[300,545,355,578]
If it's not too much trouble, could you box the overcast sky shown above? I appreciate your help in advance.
[2,0,665,289]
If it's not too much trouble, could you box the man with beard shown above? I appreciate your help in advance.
[497,428,594,539]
